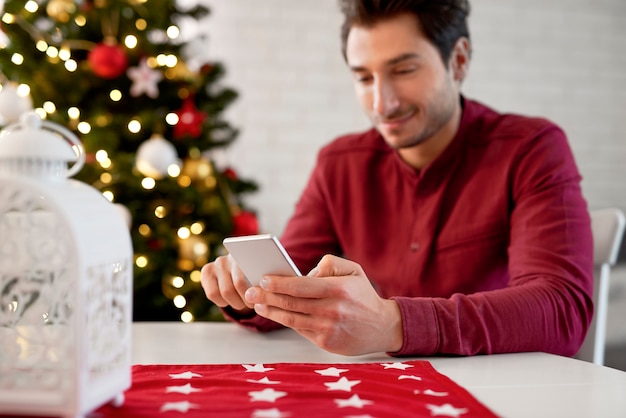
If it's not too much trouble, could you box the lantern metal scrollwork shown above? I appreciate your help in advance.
[0,112,133,417]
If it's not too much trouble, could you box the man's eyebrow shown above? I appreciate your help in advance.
[349,53,421,72]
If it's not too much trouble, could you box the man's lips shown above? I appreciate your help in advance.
[378,111,414,131]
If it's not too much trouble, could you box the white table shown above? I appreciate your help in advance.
[132,322,626,418]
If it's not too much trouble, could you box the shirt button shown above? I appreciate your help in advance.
[410,242,420,252]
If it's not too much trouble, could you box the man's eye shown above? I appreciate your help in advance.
[394,67,415,75]
[355,74,373,83]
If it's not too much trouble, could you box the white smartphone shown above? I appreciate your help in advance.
[222,234,302,285]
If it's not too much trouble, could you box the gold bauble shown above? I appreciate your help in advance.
[181,157,214,182]
[46,0,76,23]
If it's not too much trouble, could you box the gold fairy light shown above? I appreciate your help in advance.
[181,311,193,323]
[100,172,112,184]
[2,13,15,24]
[138,224,151,236]
[43,101,56,114]
[68,107,80,119]
[135,255,148,268]
[65,59,77,72]
[141,177,156,190]
[166,26,180,39]
[128,119,141,133]
[11,53,24,65]
[35,40,48,51]
[172,276,184,289]
[165,113,179,125]
[135,18,147,30]
[173,295,186,308]
[77,121,91,134]
[124,35,138,49]
[24,1,38,13]
[190,270,202,283]
[110,89,122,101]
[102,191,114,202]
[177,227,191,239]
[154,206,166,218]
[190,222,204,235]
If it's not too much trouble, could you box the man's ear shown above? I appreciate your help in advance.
[449,37,471,83]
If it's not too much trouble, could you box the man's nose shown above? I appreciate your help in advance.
[372,79,400,117]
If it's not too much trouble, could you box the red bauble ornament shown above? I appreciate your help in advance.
[173,97,207,139]
[88,41,128,79]
[223,167,238,180]
[232,211,259,237]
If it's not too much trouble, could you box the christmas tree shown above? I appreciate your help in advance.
[0,0,259,322]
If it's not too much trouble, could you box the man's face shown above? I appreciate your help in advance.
[346,13,462,151]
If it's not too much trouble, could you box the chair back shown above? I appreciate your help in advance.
[576,208,625,365]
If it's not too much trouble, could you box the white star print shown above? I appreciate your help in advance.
[252,408,292,418]
[426,403,469,417]
[159,401,199,413]
[168,371,202,379]
[380,362,414,370]
[165,383,202,395]
[247,376,281,385]
[414,389,449,397]
[398,374,422,381]
[243,364,276,373]
[324,376,361,392]
[334,394,374,409]
[127,59,163,98]
[314,366,349,377]
[249,388,288,402]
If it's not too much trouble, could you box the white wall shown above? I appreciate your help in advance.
[199,0,626,236]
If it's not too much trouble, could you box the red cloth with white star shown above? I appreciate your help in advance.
[94,361,498,417]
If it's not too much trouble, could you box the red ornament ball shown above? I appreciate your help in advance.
[88,42,128,79]
[232,211,259,237]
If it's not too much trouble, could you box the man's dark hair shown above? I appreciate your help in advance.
[339,0,471,66]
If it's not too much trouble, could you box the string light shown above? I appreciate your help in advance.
[65,60,77,72]
[24,1,38,13]
[102,191,114,201]
[43,101,56,114]
[100,172,112,184]
[58,48,71,61]
[177,227,191,239]
[135,18,147,30]
[190,222,204,234]
[2,13,15,24]
[110,89,122,101]
[128,119,141,133]
[154,206,166,218]
[11,53,23,65]
[35,40,48,52]
[124,35,138,49]
[77,121,91,134]
[68,107,80,119]
[141,177,156,190]
[167,164,181,177]
[16,84,30,97]
[190,270,202,283]
[172,276,184,288]
[74,15,86,26]
[166,26,180,39]
[135,255,148,268]
[46,46,59,58]
[165,113,179,125]
[173,295,186,308]
[138,224,151,236]
[181,311,193,323]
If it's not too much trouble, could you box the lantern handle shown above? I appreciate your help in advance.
[39,118,85,177]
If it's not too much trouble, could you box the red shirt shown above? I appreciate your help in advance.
[228,98,593,357]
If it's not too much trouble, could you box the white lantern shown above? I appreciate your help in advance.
[0,113,133,417]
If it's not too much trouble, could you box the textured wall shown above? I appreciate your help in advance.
[199,0,626,239]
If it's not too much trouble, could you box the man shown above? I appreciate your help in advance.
[201,0,593,357]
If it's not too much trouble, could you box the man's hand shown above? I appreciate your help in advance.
[200,254,254,314]
[244,254,404,355]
